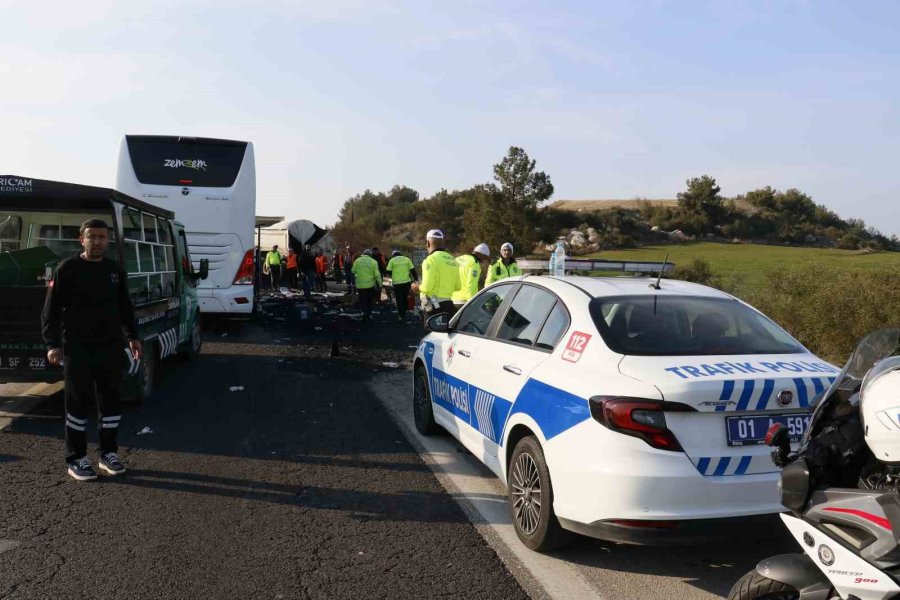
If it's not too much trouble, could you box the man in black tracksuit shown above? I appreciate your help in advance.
[41,218,142,481]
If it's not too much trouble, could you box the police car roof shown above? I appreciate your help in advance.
[512,275,734,301]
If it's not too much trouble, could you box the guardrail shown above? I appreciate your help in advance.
[517,258,676,275]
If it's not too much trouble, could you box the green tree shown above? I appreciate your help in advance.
[675,175,724,233]
[416,188,470,246]
[493,146,554,209]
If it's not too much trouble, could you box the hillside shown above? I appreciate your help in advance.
[550,199,677,211]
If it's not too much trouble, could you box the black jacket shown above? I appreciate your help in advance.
[41,256,138,352]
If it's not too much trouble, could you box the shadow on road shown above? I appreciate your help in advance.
[97,468,475,525]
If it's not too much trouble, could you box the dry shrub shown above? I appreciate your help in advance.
[741,267,900,364]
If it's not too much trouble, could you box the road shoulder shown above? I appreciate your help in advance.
[371,370,602,600]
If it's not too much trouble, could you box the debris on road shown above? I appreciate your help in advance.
[136,426,154,436]
[229,386,245,392]
[382,362,400,369]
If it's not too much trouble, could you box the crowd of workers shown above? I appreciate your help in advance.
[260,229,522,325]
[262,245,332,299]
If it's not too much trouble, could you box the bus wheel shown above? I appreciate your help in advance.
[138,343,159,402]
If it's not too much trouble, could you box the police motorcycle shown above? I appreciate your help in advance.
[728,328,900,600]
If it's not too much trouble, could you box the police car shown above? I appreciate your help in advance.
[412,275,838,550]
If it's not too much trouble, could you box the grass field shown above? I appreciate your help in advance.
[581,242,900,288]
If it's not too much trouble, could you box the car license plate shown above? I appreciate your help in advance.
[725,413,810,447]
[0,354,47,370]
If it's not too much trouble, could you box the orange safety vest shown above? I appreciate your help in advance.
[286,254,298,270]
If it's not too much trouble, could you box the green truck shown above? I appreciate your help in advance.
[0,176,207,401]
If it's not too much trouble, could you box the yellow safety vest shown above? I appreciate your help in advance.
[419,250,459,300]
[352,255,382,289]
[485,258,522,285]
[386,255,415,285]
[451,254,481,302]
[266,251,282,267]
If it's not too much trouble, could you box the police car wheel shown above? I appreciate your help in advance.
[508,436,570,551]
[413,365,439,435]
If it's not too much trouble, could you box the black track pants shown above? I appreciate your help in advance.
[63,347,124,463]
[393,282,411,316]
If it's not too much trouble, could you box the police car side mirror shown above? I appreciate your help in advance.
[426,313,450,333]
[196,259,209,281]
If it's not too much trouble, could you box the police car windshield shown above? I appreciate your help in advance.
[589,295,806,356]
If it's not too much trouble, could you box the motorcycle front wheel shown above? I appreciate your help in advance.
[728,570,799,600]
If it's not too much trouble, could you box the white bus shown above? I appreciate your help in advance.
[116,135,256,315]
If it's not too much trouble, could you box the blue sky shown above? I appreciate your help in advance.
[2,1,899,234]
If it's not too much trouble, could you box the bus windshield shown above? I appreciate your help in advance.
[0,210,116,288]
[126,137,247,188]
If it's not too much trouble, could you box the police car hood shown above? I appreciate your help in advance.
[618,353,840,413]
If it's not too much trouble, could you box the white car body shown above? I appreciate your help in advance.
[413,275,839,543]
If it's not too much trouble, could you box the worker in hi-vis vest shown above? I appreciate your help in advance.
[413,229,459,324]
[351,249,382,322]
[264,245,283,288]
[485,242,521,285]
[386,250,417,321]
[451,243,490,305]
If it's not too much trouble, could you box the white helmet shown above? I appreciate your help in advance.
[861,356,900,464]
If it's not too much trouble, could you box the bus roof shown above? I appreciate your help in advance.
[0,175,175,219]
[124,134,248,147]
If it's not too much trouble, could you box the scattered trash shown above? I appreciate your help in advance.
[408,345,418,349]
[221,333,228,338]
[229,386,245,392]
[278,359,285,363]
[314,327,323,331]
[136,426,154,436]
[382,362,400,368]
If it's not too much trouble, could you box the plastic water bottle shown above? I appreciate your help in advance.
[553,239,566,277]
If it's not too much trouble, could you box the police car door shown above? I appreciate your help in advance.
[438,283,516,455]
[468,284,561,459]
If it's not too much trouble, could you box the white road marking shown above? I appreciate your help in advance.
[0,381,64,431]
[371,372,603,600]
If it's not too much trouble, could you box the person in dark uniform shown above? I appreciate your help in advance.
[41,218,142,481]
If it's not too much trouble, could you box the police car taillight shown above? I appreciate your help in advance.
[589,397,693,452]
[233,249,255,285]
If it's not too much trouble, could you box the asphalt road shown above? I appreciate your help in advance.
[374,370,800,600]
[0,293,528,600]
[0,289,802,600]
